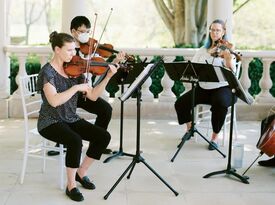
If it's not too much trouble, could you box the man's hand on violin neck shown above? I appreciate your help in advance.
[112,51,126,64]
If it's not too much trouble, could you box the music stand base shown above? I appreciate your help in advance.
[104,155,179,200]
[171,128,226,162]
[103,150,135,163]
[203,168,249,184]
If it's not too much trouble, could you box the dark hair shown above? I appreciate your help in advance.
[49,31,75,50]
[204,19,228,49]
[70,16,91,31]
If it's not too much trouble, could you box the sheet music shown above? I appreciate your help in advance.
[120,63,154,102]
[236,79,254,105]
[213,66,226,82]
[220,66,254,105]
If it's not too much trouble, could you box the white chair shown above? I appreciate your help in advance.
[195,61,241,146]
[19,74,66,190]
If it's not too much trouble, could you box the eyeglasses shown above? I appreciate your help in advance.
[76,29,91,34]
[209,29,223,33]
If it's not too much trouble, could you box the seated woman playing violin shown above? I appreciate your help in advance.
[37,31,118,201]
[47,16,125,156]
[174,19,237,150]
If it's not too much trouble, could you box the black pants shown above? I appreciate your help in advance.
[175,86,236,134]
[77,96,112,130]
[39,119,111,168]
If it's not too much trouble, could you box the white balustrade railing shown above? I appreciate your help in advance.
[4,46,275,105]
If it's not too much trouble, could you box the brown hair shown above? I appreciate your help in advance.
[49,31,75,50]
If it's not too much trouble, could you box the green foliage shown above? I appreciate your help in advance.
[171,56,185,98]
[246,58,275,98]
[248,58,262,97]
[270,62,275,97]
[148,56,165,98]
[9,55,19,95]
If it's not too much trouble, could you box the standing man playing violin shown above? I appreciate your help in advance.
[175,19,237,150]
[47,16,125,156]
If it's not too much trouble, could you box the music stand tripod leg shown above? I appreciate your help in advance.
[171,131,192,162]
[141,157,179,195]
[171,79,226,162]
[127,156,138,179]
[194,128,226,158]
[104,87,178,199]
[104,159,136,200]
[203,90,249,184]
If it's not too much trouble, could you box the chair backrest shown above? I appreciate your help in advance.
[19,74,41,132]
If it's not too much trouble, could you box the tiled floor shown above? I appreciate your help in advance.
[0,118,275,205]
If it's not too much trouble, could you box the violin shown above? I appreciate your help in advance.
[210,39,242,61]
[63,55,131,78]
[80,38,135,61]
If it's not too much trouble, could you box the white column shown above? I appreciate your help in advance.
[61,0,90,33]
[0,0,10,98]
[207,0,233,40]
[0,0,10,118]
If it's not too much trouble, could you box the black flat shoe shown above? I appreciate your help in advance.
[47,150,60,156]
[103,148,113,154]
[75,173,96,190]
[208,141,218,151]
[66,187,84,202]
[47,144,67,156]
[258,157,275,167]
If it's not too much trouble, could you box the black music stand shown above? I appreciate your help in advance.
[104,59,179,199]
[203,66,253,184]
[164,61,226,162]
[103,64,145,163]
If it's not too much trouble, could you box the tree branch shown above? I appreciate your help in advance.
[233,0,251,14]
[153,0,174,32]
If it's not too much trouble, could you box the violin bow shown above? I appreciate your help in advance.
[85,13,98,82]
[83,13,98,101]
[87,8,113,88]
[90,8,113,60]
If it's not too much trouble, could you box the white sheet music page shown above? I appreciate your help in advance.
[213,66,226,82]
[120,63,154,102]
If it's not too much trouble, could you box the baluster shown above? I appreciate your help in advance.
[239,58,252,96]
[141,76,154,101]
[255,58,275,103]
[159,71,175,101]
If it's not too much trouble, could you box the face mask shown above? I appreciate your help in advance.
[78,32,89,43]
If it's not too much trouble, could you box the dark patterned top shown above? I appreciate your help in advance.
[36,63,84,132]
